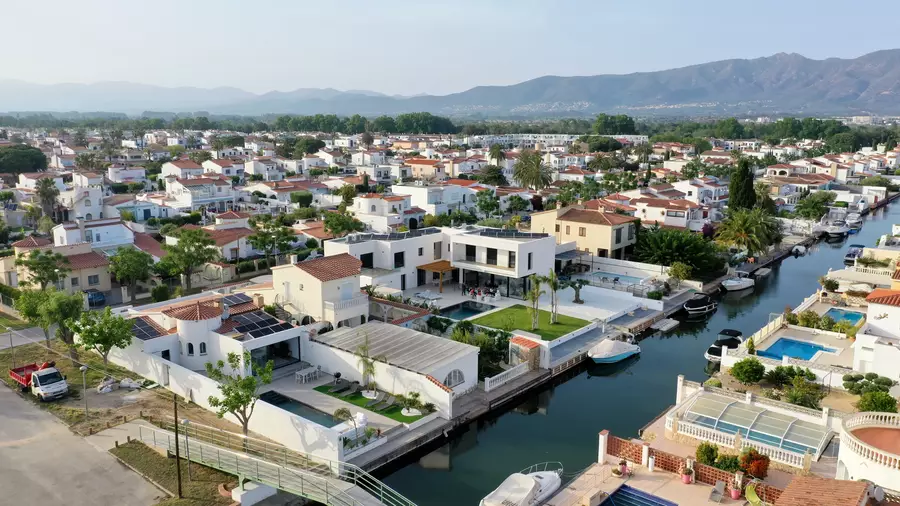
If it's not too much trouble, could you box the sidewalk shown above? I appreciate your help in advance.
[85,419,155,452]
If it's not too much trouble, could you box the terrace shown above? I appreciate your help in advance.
[754,325,855,369]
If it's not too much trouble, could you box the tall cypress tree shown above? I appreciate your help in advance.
[728,158,756,210]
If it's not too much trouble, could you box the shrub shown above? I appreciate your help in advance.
[739,448,770,479]
[703,378,722,388]
[696,442,718,466]
[817,315,835,331]
[842,374,854,382]
[305,238,319,249]
[746,337,755,355]
[146,217,160,226]
[731,358,766,384]
[263,304,278,316]
[783,376,825,409]
[856,391,898,413]
[763,368,790,388]
[151,285,170,302]
[647,290,663,300]
[797,310,820,328]
[237,260,256,273]
[714,454,741,473]
[762,388,782,400]
[865,372,879,381]
[785,312,799,325]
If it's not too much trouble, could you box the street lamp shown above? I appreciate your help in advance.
[181,419,191,481]
[79,365,88,419]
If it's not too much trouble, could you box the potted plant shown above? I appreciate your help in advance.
[619,459,628,475]
[681,467,693,484]
[611,468,623,478]
[729,484,742,500]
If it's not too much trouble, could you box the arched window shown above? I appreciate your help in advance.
[84,199,91,207]
[370,205,376,212]
[443,369,465,388]
[199,343,207,355]
[85,213,93,220]
[187,343,194,356]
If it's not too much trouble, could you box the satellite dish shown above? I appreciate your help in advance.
[874,487,885,503]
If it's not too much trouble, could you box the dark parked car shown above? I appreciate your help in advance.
[84,289,106,307]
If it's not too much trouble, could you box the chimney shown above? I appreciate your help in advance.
[254,295,265,308]
[290,254,298,264]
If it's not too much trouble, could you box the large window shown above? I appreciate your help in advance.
[486,248,497,265]
[199,343,207,355]
[628,224,635,240]
[394,251,405,268]
[667,211,686,218]
[465,244,476,262]
[508,251,516,268]
[443,369,465,389]
[433,241,441,260]
[88,275,100,285]
[187,343,194,356]
[579,227,586,237]
[615,227,622,244]
[527,252,533,270]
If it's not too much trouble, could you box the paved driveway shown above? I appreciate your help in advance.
[0,325,51,350]
[0,387,163,505]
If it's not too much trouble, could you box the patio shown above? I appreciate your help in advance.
[756,325,855,368]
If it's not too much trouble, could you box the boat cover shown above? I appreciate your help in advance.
[589,339,640,358]
[482,473,537,506]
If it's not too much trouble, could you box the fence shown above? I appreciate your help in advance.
[607,436,643,464]
[484,362,530,393]
[850,265,894,276]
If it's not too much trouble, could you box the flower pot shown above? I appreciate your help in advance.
[681,474,692,484]
[730,489,742,500]
[620,464,628,475]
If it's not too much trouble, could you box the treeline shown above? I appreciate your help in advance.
[270,112,456,134]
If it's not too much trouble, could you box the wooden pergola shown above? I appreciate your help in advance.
[417,259,454,293]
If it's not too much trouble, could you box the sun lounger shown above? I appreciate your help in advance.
[745,484,764,506]
[341,382,361,398]
[376,395,396,411]
[709,480,725,503]
[365,392,385,407]
[328,379,350,394]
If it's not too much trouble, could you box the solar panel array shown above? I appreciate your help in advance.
[231,310,294,338]
[132,318,164,341]
[222,293,252,306]
[477,229,549,239]
[4,203,17,211]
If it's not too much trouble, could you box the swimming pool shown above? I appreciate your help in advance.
[440,301,495,320]
[260,391,339,428]
[757,338,836,361]
[602,485,677,506]
[823,308,865,326]
[590,271,644,285]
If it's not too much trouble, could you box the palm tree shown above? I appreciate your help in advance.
[715,208,781,257]
[488,144,505,166]
[35,178,59,220]
[541,269,562,324]
[524,274,545,331]
[75,152,99,170]
[513,150,552,190]
[354,333,386,393]
[565,279,590,304]
[333,407,358,441]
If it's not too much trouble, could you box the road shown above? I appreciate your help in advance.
[0,325,50,350]
[0,386,163,505]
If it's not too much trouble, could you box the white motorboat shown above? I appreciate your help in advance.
[683,293,717,315]
[823,220,850,238]
[481,462,563,506]
[846,213,863,228]
[791,245,807,256]
[844,244,865,264]
[721,270,755,291]
[588,339,641,364]
[704,329,744,363]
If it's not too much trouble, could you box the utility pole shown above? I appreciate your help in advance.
[173,396,183,498]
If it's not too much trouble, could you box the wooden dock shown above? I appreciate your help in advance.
[650,318,679,331]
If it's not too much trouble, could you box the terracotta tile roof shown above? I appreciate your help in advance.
[444,178,479,187]
[383,195,407,202]
[584,199,637,213]
[181,225,253,246]
[293,253,361,282]
[511,336,540,350]
[103,194,137,206]
[175,177,231,186]
[133,233,166,259]
[216,210,250,219]
[228,301,259,315]
[559,208,638,226]
[240,281,273,291]
[866,288,900,306]
[167,160,202,169]
[12,236,51,249]
[892,268,900,281]
[425,374,452,393]
[403,207,426,214]
[296,221,333,240]
[406,158,440,166]
[207,159,233,167]
[215,318,240,333]
[163,300,223,321]
[773,476,867,506]
[65,251,110,270]
[630,197,699,210]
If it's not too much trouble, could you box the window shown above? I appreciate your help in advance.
[434,241,441,260]
[84,199,91,207]
[394,251,405,269]
[371,205,376,212]
[199,343,207,355]
[88,275,100,285]
[486,248,497,265]
[187,343,194,356]
[527,252,533,270]
[508,251,516,268]
[579,227,586,237]
[687,190,693,196]
[465,244,476,262]
[615,228,622,244]
[565,225,570,235]
[555,224,560,232]
[299,284,304,291]
[628,224,635,240]
[418,247,423,256]
[666,211,686,218]
[443,369,465,388]
[85,213,93,221]
[70,277,79,287]
[95,233,100,242]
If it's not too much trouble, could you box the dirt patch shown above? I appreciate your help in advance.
[718,372,859,413]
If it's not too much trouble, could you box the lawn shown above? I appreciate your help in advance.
[313,384,426,424]
[0,312,31,330]
[110,440,234,506]
[471,304,589,341]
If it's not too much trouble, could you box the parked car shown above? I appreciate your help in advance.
[84,289,106,307]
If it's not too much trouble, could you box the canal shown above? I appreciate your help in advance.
[380,203,899,506]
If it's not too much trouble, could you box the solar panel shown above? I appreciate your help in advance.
[132,318,163,341]
[249,327,274,338]
[223,293,252,306]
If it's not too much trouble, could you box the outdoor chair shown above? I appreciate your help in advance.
[328,379,350,394]
[365,392,385,407]
[745,484,765,506]
[341,382,361,398]
[375,395,395,411]
[709,480,725,503]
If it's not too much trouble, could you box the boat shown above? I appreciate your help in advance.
[846,213,863,228]
[480,462,563,506]
[704,329,744,363]
[683,293,718,315]
[844,244,866,264]
[721,270,755,291]
[588,339,641,364]
[791,245,807,256]
[823,220,850,238]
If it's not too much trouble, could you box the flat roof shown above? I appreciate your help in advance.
[312,321,478,375]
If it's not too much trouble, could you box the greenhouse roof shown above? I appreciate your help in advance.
[681,393,832,457]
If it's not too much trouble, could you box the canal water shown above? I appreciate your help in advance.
[380,203,899,506]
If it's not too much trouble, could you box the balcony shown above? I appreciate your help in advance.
[839,412,900,484]
[324,294,369,312]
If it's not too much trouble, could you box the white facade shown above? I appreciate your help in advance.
[52,218,135,249]
[107,164,148,185]
[58,187,104,221]
[392,183,477,216]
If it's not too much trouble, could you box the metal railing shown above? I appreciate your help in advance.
[152,418,416,506]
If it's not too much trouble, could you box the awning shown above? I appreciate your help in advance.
[555,250,589,260]
[417,259,454,273]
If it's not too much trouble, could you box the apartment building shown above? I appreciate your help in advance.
[531,206,638,259]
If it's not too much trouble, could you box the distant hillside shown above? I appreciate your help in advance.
[3,50,900,117]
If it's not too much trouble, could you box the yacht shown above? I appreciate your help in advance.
[704,329,744,363]
[844,244,866,264]
[588,339,641,364]
[846,213,863,228]
[683,293,717,315]
[823,220,850,238]
[481,463,563,506]
[721,270,754,291]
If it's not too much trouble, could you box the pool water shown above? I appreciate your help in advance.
[439,301,496,320]
[591,271,644,285]
[603,485,677,506]
[260,392,339,428]
[757,338,836,361]
[823,308,865,325]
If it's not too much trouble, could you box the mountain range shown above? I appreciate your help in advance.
[3,50,900,117]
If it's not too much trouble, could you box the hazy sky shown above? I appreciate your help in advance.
[5,0,898,96]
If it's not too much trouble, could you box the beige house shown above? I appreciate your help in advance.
[4,236,112,294]
[405,158,447,180]
[530,206,638,259]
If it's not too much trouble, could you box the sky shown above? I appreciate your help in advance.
[4,0,899,97]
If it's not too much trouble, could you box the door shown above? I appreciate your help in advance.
[401,274,406,290]
[161,350,170,361]
[143,209,151,220]
[417,269,426,287]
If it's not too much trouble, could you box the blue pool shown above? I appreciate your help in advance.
[591,271,644,285]
[603,485,677,506]
[757,338,836,361]
[823,308,865,325]
[440,301,496,320]
[260,392,339,428]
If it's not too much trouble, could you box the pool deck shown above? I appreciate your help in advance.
[757,325,855,368]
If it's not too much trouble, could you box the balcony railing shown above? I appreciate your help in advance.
[841,412,900,470]
[325,294,368,312]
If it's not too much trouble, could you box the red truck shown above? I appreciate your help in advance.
[9,362,70,401]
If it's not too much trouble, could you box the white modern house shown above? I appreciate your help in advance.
[391,182,477,216]
[162,175,236,212]
[352,193,426,232]
[107,164,149,186]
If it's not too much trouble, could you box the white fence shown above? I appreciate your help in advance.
[851,265,894,276]
[484,362,530,393]
[674,420,805,468]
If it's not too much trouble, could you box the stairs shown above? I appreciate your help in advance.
[273,302,294,322]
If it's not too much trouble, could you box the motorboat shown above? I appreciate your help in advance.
[791,245,807,256]
[721,270,755,291]
[704,329,744,363]
[683,293,718,315]
[846,213,863,228]
[823,220,850,238]
[588,339,641,364]
[844,244,866,264]
[481,462,563,506]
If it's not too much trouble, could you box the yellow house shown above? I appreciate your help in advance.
[405,158,447,180]
[530,206,638,259]
[7,236,112,294]
[269,253,369,328]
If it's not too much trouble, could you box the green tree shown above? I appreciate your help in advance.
[525,275,545,331]
[338,184,357,205]
[294,137,326,156]
[728,158,756,210]
[354,333,387,392]
[488,144,506,166]
[290,191,313,206]
[858,176,895,188]
[15,289,53,346]
[513,150,552,190]
[333,407,358,440]
[360,132,374,149]
[248,215,295,268]
[731,357,766,384]
[109,247,153,301]
[323,211,365,238]
[506,195,528,215]
[681,159,704,180]
[754,181,777,214]
[476,189,500,218]
[564,278,590,304]
[593,114,636,135]
[16,249,70,290]
[72,130,87,146]
[45,290,84,360]
[75,152,101,170]
[715,208,781,257]
[541,269,561,324]
[205,351,274,436]
[856,391,898,413]
[0,145,48,174]
[72,307,133,366]
[826,132,859,153]
[667,262,693,288]
[188,150,212,164]
[478,165,509,186]
[167,145,186,158]
[35,177,60,219]
[634,226,723,274]
[794,191,836,220]
[162,228,220,292]
[37,215,55,234]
